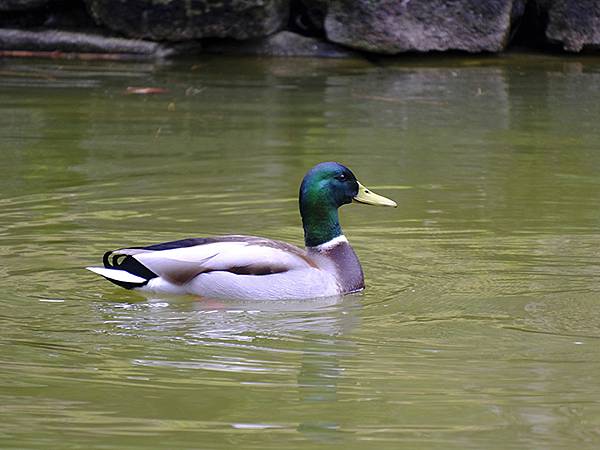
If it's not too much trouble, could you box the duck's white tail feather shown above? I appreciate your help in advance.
[86,267,146,284]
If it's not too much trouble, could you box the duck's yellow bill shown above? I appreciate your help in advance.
[353,182,397,207]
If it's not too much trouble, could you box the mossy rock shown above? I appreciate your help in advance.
[540,0,600,52]
[85,0,289,41]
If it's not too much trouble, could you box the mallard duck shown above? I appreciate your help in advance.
[87,162,396,300]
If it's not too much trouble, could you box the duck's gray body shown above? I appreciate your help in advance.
[87,234,364,300]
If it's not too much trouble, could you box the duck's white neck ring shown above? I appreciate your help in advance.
[309,235,348,252]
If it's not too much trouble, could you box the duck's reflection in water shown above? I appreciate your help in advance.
[98,293,362,442]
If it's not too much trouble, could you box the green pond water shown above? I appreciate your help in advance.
[2,53,600,449]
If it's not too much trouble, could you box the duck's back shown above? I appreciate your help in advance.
[88,235,343,300]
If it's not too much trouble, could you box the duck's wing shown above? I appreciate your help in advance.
[88,235,315,289]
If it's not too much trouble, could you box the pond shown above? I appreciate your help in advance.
[2,53,600,449]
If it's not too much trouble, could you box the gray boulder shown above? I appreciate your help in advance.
[540,0,600,51]
[202,31,358,58]
[0,0,48,10]
[309,0,524,54]
[84,0,289,41]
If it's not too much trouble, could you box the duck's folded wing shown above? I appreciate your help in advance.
[111,237,314,285]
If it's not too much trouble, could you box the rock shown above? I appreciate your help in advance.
[42,0,98,30]
[0,0,48,10]
[313,0,523,54]
[84,0,289,41]
[0,0,96,29]
[540,0,600,52]
[202,31,357,58]
[0,28,177,58]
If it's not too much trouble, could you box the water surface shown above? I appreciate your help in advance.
[2,53,600,449]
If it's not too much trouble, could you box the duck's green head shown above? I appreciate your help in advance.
[299,162,396,247]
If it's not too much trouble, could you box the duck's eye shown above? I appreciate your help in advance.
[335,174,346,182]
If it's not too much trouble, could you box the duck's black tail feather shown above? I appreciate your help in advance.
[89,250,159,290]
